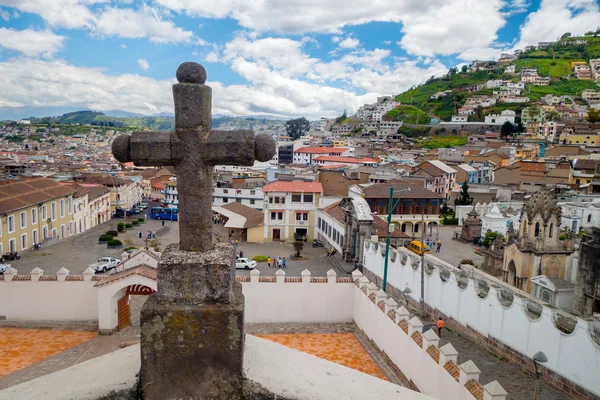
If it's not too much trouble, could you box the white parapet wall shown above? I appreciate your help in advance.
[352,270,507,400]
[362,240,600,398]
[0,267,99,321]
[238,269,355,324]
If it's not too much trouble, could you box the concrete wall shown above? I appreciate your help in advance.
[362,241,600,398]
[352,283,478,400]
[239,270,354,323]
[0,277,97,321]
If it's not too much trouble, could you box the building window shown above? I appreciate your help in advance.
[33,229,39,244]
[303,194,313,203]
[51,202,56,220]
[8,215,15,233]
[318,217,322,230]
[587,214,592,223]
[31,208,38,225]
[68,197,73,215]
[250,199,255,205]
[292,194,302,202]
[534,222,540,237]
[541,289,551,303]
[20,211,26,229]
[223,198,228,203]
[21,233,28,251]
[549,223,553,238]
[250,190,256,195]
[271,212,283,220]
[295,213,308,221]
[60,199,65,218]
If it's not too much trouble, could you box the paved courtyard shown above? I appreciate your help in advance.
[417,225,483,268]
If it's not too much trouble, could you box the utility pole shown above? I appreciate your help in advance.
[383,187,410,293]
[420,210,426,318]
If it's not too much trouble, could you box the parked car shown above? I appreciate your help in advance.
[235,258,257,270]
[139,203,148,210]
[0,264,9,275]
[89,257,121,273]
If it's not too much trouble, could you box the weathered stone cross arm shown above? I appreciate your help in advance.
[112,62,276,253]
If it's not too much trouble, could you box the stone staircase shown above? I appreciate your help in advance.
[321,253,354,275]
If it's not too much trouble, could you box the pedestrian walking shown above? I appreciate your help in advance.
[436,240,441,252]
[239,250,244,258]
[144,213,147,220]
[235,240,239,247]
[139,231,142,239]
[437,317,444,337]
[277,258,283,269]
[282,257,287,269]
[267,256,272,268]
[162,220,165,227]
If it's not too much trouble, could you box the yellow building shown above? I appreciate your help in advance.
[559,132,600,146]
[262,181,323,242]
[333,140,345,147]
[0,178,75,254]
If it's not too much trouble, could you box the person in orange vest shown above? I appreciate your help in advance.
[437,317,444,337]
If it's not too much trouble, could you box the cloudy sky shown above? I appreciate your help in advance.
[0,0,599,119]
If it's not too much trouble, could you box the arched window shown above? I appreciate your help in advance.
[549,223,553,238]
[534,222,540,237]
[587,214,592,224]
[401,223,406,233]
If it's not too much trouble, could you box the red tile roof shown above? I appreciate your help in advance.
[314,156,379,164]
[0,178,76,214]
[294,147,348,154]
[263,181,323,193]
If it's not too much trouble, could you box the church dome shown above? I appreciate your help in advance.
[523,189,557,223]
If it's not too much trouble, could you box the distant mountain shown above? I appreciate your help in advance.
[0,106,156,120]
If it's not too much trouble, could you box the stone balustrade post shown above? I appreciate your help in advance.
[422,329,440,349]
[459,360,481,384]
[438,343,458,366]
[358,276,370,289]
[395,305,410,322]
[82,267,95,282]
[483,381,508,400]
[384,297,398,314]
[301,269,311,284]
[366,282,378,297]
[30,267,43,282]
[375,289,387,305]
[250,268,260,284]
[326,269,337,284]
[408,316,424,336]
[351,269,363,282]
[56,267,69,282]
[276,268,285,284]
[3,266,17,282]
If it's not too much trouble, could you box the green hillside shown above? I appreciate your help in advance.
[391,34,600,125]
[29,111,174,131]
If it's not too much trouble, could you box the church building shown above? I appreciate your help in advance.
[502,189,575,293]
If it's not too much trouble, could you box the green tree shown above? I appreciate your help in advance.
[448,67,458,75]
[285,117,310,140]
[586,108,600,124]
[560,32,571,39]
[515,121,526,134]
[454,182,473,206]
[293,241,304,258]
[461,65,468,73]
[440,201,451,217]
[500,121,517,138]
[482,231,504,248]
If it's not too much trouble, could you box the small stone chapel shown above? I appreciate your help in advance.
[501,189,575,292]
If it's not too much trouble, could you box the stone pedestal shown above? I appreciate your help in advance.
[140,243,245,400]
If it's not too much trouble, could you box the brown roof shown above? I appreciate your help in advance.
[87,185,111,200]
[94,265,156,287]
[139,169,158,179]
[263,180,323,193]
[0,178,76,214]
[573,159,598,170]
[414,165,445,177]
[221,202,264,228]
[362,181,443,200]
[60,183,92,199]
[372,216,411,238]
[322,201,346,224]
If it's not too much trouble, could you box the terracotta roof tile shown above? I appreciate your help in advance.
[411,331,423,347]
[321,201,345,224]
[426,345,440,363]
[377,301,385,311]
[362,180,443,200]
[465,380,484,400]
[444,360,460,381]
[263,181,323,193]
[94,265,156,287]
[313,156,380,164]
[368,293,377,303]
[0,178,76,214]
[221,202,264,228]
[387,310,396,321]
[295,147,348,154]
[398,319,409,334]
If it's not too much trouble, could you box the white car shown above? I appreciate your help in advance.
[235,258,256,270]
[89,257,121,273]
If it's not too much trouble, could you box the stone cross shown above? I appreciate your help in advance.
[112,62,276,253]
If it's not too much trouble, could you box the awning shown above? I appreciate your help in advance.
[212,206,247,229]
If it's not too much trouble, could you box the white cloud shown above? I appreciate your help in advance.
[339,37,360,49]
[0,28,65,57]
[205,51,219,63]
[138,58,150,70]
[94,5,194,44]
[155,0,508,57]
[121,44,126,48]
[0,8,9,21]
[0,0,95,29]
[513,0,600,49]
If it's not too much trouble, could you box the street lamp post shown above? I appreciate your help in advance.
[420,211,426,317]
[402,287,412,306]
[382,187,410,293]
[533,351,548,400]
